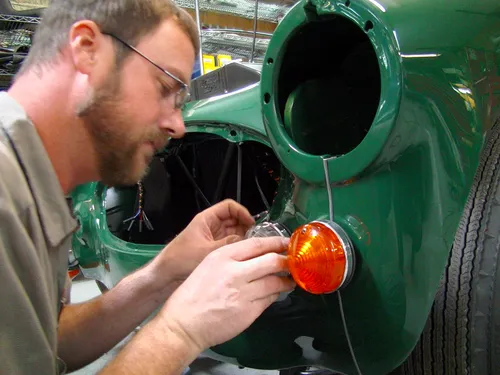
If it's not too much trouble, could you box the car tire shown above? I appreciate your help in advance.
[396,119,500,375]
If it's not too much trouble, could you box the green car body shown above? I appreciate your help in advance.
[71,0,500,374]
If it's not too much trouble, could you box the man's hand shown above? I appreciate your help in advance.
[58,200,255,371]
[156,236,295,352]
[97,229,294,374]
[153,199,255,283]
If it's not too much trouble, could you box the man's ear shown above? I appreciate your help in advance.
[68,20,102,75]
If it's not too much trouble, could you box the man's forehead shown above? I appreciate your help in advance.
[137,19,194,84]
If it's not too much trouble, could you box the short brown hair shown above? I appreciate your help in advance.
[18,0,199,75]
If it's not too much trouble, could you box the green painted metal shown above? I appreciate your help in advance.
[71,182,163,287]
[71,0,500,374]
[254,0,500,373]
[183,83,266,137]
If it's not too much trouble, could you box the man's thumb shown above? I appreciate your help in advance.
[214,234,242,248]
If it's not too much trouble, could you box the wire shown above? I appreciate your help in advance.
[175,154,212,208]
[323,158,334,222]
[254,171,270,210]
[122,181,154,233]
[322,157,363,375]
[236,143,242,203]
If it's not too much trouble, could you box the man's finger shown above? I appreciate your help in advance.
[241,252,289,282]
[212,221,249,240]
[226,236,289,261]
[246,275,296,301]
[223,223,251,238]
[252,292,282,313]
[212,199,255,227]
[213,234,242,248]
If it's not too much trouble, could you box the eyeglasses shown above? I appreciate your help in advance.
[102,32,191,109]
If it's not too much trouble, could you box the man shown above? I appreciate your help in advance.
[0,0,295,374]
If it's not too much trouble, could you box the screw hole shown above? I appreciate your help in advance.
[287,149,291,153]
[364,20,374,32]
[230,130,237,137]
[345,0,350,6]
[264,93,271,104]
[267,58,274,65]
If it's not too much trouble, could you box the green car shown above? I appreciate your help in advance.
[71,0,500,374]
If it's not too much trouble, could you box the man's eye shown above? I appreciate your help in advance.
[160,83,171,97]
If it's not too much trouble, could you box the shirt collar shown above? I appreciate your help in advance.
[0,92,77,247]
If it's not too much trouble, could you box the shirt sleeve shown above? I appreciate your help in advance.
[0,151,59,374]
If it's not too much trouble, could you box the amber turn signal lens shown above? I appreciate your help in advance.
[287,221,354,294]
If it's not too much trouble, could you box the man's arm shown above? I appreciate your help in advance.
[97,314,200,375]
[58,199,256,370]
[57,259,178,371]
[98,237,294,375]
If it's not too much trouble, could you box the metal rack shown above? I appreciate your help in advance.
[0,0,296,85]
[177,0,289,23]
[186,0,293,68]
[201,29,271,61]
[12,0,291,23]
[0,13,40,23]
[0,12,39,88]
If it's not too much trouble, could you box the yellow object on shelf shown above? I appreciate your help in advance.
[216,54,233,67]
[203,54,216,73]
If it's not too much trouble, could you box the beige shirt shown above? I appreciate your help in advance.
[0,92,78,374]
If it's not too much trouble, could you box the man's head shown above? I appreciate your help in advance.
[18,0,198,186]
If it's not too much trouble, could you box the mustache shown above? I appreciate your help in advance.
[144,132,170,152]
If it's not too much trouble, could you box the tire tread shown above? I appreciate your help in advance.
[398,118,500,375]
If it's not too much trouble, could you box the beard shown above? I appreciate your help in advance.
[77,72,168,187]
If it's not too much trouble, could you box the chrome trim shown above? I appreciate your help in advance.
[312,220,355,290]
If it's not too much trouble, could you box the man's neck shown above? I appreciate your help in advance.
[8,67,99,195]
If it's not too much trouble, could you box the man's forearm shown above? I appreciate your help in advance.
[98,315,200,375]
[58,261,181,370]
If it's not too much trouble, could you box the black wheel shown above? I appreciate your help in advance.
[397,119,500,374]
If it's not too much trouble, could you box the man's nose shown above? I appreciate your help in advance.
[159,108,186,139]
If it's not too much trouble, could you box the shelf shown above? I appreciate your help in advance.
[1,1,298,65]
[0,13,40,23]
[0,67,13,75]
[176,0,289,23]
[11,0,293,24]
[201,30,270,60]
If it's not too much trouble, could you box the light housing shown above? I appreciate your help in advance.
[245,221,290,239]
[288,220,355,294]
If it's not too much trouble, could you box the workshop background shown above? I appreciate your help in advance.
[3,0,296,374]
[4,0,297,84]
